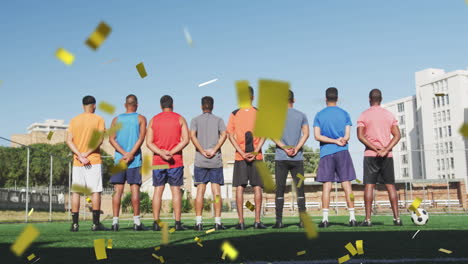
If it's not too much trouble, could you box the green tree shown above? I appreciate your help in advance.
[264,143,319,174]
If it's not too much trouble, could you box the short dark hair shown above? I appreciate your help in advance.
[288,90,294,103]
[249,86,254,97]
[82,95,96,105]
[369,88,382,104]
[160,95,173,109]
[325,87,338,102]
[201,96,214,111]
[126,94,138,105]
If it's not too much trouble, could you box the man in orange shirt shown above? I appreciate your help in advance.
[67,95,108,232]
[227,86,266,230]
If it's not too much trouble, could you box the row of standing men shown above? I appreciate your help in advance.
[66,86,402,232]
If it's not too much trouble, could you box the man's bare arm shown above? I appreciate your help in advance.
[126,115,147,156]
[314,126,343,145]
[109,117,127,156]
[146,118,163,155]
[190,130,207,157]
[211,131,227,154]
[66,131,89,164]
[378,125,401,157]
[169,117,190,155]
[357,126,381,152]
[294,124,310,153]
[228,133,250,160]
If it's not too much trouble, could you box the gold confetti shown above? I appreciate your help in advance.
[439,248,452,254]
[98,101,115,115]
[27,253,36,261]
[297,173,305,188]
[236,80,251,109]
[338,254,350,264]
[345,242,358,256]
[435,93,446,97]
[299,212,319,239]
[28,208,34,216]
[110,160,128,174]
[106,122,123,136]
[408,197,422,216]
[107,239,112,249]
[283,145,295,149]
[141,155,153,175]
[159,256,165,263]
[356,240,364,255]
[169,227,176,233]
[153,164,170,170]
[250,151,259,156]
[253,79,290,140]
[85,21,112,50]
[296,250,306,256]
[86,197,92,204]
[47,131,54,140]
[221,241,238,261]
[152,253,159,259]
[184,27,193,47]
[88,129,104,150]
[254,161,276,193]
[350,193,355,202]
[136,62,147,78]
[355,179,362,184]
[214,195,220,204]
[197,242,203,247]
[154,246,161,251]
[459,123,468,138]
[71,184,92,195]
[245,201,255,211]
[93,238,107,260]
[55,48,75,65]
[206,228,215,234]
[161,222,169,245]
[194,237,203,247]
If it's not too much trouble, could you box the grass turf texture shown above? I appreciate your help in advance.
[1,215,468,264]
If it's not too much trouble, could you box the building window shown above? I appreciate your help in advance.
[401,141,407,151]
[449,142,453,153]
[437,159,440,171]
[446,94,449,105]
[437,97,440,107]
[434,128,438,139]
[397,103,405,112]
[452,173,455,179]
[444,126,448,137]
[399,115,405,125]
[451,157,454,169]
[442,159,445,170]
[442,111,446,122]
[442,175,446,179]
[439,127,442,137]
[403,168,409,177]
[433,98,436,108]
[445,142,448,154]
[433,113,436,124]
[447,110,450,121]
[436,143,439,155]
[448,125,452,137]
[402,155,408,164]
[438,112,441,122]
[441,96,445,106]
[401,128,406,138]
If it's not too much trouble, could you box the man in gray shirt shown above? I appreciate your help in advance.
[190,96,227,231]
[272,90,310,228]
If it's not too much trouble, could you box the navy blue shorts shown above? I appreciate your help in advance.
[152,166,184,186]
[110,167,142,185]
[317,150,356,183]
[193,167,224,186]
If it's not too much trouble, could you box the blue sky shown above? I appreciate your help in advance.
[1,0,468,177]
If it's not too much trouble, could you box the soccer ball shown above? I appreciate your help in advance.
[410,208,429,225]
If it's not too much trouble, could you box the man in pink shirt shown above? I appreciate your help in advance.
[357,89,402,226]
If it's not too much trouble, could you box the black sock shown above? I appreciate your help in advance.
[72,212,79,224]
[175,221,181,225]
[92,210,100,225]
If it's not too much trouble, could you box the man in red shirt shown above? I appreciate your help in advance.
[146,95,190,231]
[227,86,266,230]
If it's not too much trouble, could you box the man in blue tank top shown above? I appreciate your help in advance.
[109,94,147,231]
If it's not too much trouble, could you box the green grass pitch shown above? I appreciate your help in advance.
[1,215,468,263]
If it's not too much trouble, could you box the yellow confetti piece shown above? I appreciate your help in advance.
[169,227,176,233]
[297,173,305,188]
[214,195,220,204]
[71,184,92,195]
[55,48,75,65]
[245,201,255,211]
[161,222,169,245]
[93,238,107,260]
[47,131,54,140]
[355,179,362,184]
[184,27,193,47]
[86,197,92,204]
[221,241,238,261]
[206,228,215,234]
[159,256,165,263]
[345,242,358,256]
[439,248,452,254]
[296,250,306,256]
[197,242,203,247]
[250,151,259,156]
[106,122,123,136]
[356,240,364,255]
[136,62,148,78]
[28,208,34,216]
[98,101,115,115]
[254,161,276,193]
[253,79,290,140]
[27,253,36,261]
[459,123,468,138]
[141,155,153,175]
[338,254,350,264]
[236,80,251,109]
[435,93,446,97]
[153,164,170,170]
[350,193,355,202]
[152,253,159,259]
[194,237,202,242]
[408,197,422,216]
[110,160,128,174]
[283,145,295,149]
[85,21,112,50]
[107,239,112,249]
[221,251,226,260]
[88,129,104,150]
[299,212,319,239]
[154,246,161,251]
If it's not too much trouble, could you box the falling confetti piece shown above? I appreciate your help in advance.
[412,230,420,239]
[47,131,54,140]
[338,254,350,264]
[93,239,107,260]
[245,201,255,211]
[86,197,92,204]
[206,228,215,234]
[198,78,218,87]
[297,173,305,188]
[136,62,147,78]
[55,48,75,66]
[85,21,112,50]
[159,256,165,263]
[27,253,36,261]
[71,184,92,195]
[345,242,358,256]
[197,242,203,247]
[236,80,252,109]
[459,123,468,138]
[183,27,193,46]
[88,130,104,150]
[214,195,220,204]
[221,241,238,261]
[439,248,452,254]
[169,228,176,233]
[254,161,276,193]
[141,155,153,175]
[296,250,306,256]
[350,193,355,202]
[110,160,128,174]
[28,208,34,216]
[194,237,202,242]
[154,246,161,251]
[355,179,362,184]
[98,101,116,115]
[299,212,319,239]
[408,197,422,216]
[153,164,170,170]
[356,240,364,255]
[107,239,112,249]
[161,222,169,245]
[435,93,446,97]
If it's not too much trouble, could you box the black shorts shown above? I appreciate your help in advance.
[232,160,263,187]
[363,157,395,184]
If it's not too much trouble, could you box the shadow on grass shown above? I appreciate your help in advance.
[2,230,468,264]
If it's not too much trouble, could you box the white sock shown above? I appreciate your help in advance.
[196,216,202,225]
[112,217,119,225]
[215,217,221,225]
[133,215,141,225]
[348,208,356,221]
[322,209,329,222]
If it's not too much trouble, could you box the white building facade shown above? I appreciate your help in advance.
[27,119,68,133]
